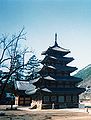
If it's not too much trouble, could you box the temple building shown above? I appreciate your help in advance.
[26,34,85,109]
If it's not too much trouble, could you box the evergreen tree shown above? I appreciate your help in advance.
[25,55,41,95]
[26,55,40,81]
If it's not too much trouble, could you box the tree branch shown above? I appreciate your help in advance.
[0,63,27,98]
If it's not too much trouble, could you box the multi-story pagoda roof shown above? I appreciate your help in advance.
[42,46,70,56]
[31,75,82,84]
[41,56,74,64]
[26,33,85,109]
[41,65,77,73]
[42,34,70,56]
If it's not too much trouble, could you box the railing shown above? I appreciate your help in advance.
[42,103,79,109]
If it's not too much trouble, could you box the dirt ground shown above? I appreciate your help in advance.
[0,106,91,120]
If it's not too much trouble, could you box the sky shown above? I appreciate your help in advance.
[0,0,91,72]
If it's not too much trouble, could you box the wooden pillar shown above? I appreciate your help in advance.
[15,96,18,105]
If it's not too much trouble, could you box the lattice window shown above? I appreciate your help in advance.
[58,96,64,102]
[51,96,57,102]
[43,96,49,102]
[73,95,77,103]
[66,96,71,102]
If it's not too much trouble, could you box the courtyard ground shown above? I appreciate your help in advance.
[0,105,91,120]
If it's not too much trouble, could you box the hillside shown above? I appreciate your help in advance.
[74,64,91,99]
[74,64,91,80]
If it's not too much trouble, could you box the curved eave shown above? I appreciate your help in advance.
[25,87,52,95]
[41,50,70,56]
[41,46,70,56]
[51,46,70,53]
[41,56,74,64]
[25,88,39,95]
[49,65,77,73]
[29,77,40,84]
[32,76,82,85]
[41,65,77,73]
[42,88,52,93]
[41,87,85,94]
[43,76,82,83]
[25,87,85,95]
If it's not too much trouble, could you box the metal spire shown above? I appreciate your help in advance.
[55,33,58,46]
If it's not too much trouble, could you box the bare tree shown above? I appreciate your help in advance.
[0,27,28,99]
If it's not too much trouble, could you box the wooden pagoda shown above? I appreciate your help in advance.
[27,34,85,109]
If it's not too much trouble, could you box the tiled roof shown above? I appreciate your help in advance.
[15,81,35,91]
[51,45,70,52]
[29,75,82,84]
[42,65,77,73]
[25,88,38,95]
[43,76,82,82]
[25,87,85,95]
[25,88,52,95]
[41,87,85,94]
[41,42,70,55]
[42,56,74,64]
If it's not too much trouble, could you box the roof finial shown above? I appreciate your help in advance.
[55,33,58,46]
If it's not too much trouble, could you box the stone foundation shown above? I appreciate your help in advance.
[31,100,42,110]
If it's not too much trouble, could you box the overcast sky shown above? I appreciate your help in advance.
[0,0,91,72]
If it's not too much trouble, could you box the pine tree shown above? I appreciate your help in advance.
[26,55,40,81]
